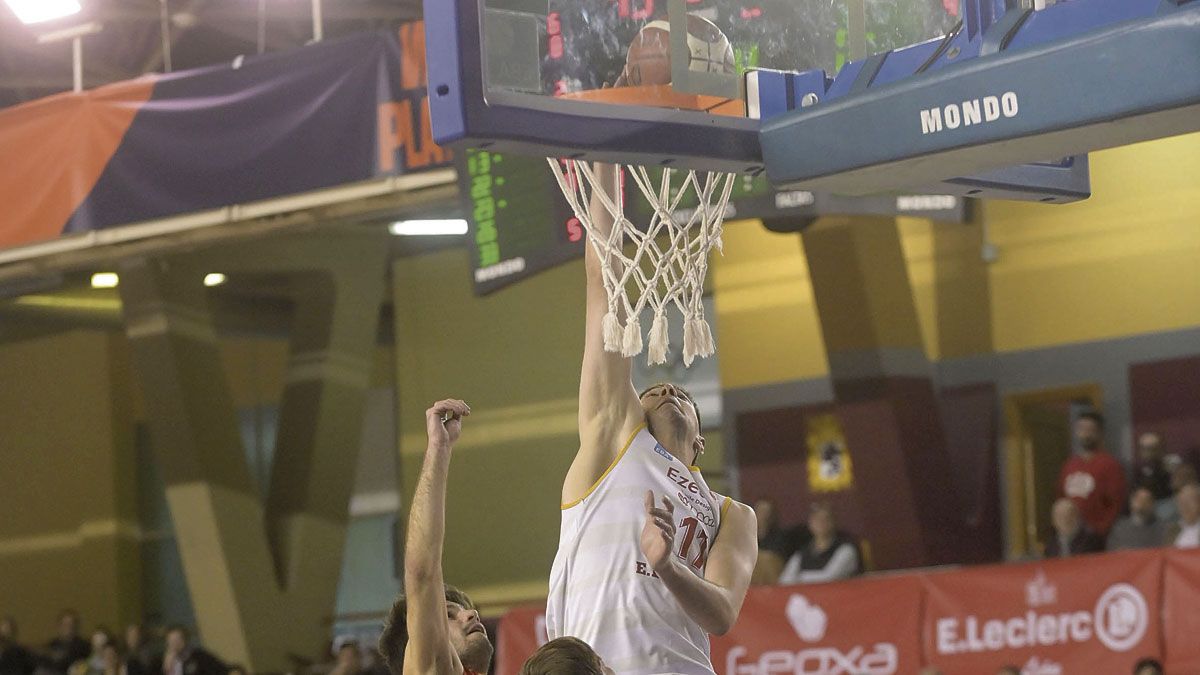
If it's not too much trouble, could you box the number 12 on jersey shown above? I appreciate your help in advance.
[676,517,709,570]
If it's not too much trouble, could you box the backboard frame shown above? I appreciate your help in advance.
[424,0,764,174]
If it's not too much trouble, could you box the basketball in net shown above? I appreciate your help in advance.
[622,15,737,86]
[546,14,740,368]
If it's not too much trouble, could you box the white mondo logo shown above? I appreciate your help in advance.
[1094,584,1148,652]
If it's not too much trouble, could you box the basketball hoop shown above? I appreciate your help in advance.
[547,86,738,367]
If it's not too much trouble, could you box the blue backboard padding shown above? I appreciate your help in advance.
[424,0,469,144]
[761,4,1200,190]
[754,70,793,119]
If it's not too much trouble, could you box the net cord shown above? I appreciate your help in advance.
[547,158,735,367]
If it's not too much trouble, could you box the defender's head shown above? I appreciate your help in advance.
[379,585,492,675]
[519,637,613,675]
[639,383,704,465]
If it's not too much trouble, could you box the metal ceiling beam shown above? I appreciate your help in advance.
[78,3,420,24]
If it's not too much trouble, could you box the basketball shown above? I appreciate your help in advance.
[622,14,736,87]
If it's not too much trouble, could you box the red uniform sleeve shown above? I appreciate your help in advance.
[1098,457,1127,534]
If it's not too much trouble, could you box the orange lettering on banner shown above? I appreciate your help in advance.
[398,21,428,90]
[378,98,450,173]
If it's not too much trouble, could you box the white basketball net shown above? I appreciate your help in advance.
[548,159,736,367]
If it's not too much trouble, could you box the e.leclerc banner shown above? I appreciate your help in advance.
[921,549,1162,674]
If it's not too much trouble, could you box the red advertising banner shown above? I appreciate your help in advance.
[1164,548,1200,672]
[712,577,924,675]
[492,549,1196,675]
[494,605,548,675]
[921,549,1163,675]
[491,577,922,675]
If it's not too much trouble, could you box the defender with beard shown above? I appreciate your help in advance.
[380,399,493,675]
[545,164,758,675]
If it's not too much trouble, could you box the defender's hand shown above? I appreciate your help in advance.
[426,399,471,449]
[641,491,677,574]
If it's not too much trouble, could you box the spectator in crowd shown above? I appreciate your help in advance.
[1108,487,1166,550]
[1167,484,1200,548]
[778,503,860,584]
[1134,432,1173,500]
[1133,657,1163,675]
[161,626,225,675]
[1,617,37,675]
[1157,463,1198,523]
[328,637,362,675]
[120,625,155,675]
[1058,411,1126,536]
[751,499,807,584]
[69,631,114,675]
[44,612,90,675]
[1044,498,1104,558]
[519,637,613,675]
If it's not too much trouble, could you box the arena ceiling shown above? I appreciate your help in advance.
[0,0,423,110]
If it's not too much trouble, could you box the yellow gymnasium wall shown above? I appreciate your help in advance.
[712,132,1200,386]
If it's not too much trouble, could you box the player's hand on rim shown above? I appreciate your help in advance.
[425,398,471,449]
[641,490,678,574]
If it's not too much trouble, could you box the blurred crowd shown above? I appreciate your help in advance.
[0,612,386,675]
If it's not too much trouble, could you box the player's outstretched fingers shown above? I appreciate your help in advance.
[660,494,675,514]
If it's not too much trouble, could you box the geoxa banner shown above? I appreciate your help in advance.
[710,577,923,675]
[921,549,1163,674]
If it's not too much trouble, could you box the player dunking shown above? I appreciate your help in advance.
[545,162,758,675]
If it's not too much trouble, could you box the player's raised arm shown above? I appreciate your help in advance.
[565,162,644,504]
[403,399,472,675]
[642,492,759,635]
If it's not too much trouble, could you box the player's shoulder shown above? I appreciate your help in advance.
[721,498,757,527]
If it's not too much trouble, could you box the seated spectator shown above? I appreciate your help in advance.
[328,637,362,675]
[778,503,860,584]
[519,637,613,675]
[1108,488,1166,551]
[69,631,113,675]
[1134,432,1173,500]
[1157,463,1198,523]
[1167,484,1200,548]
[120,625,156,675]
[1,616,37,675]
[44,611,90,675]
[1044,498,1104,558]
[161,627,225,675]
[1133,657,1163,675]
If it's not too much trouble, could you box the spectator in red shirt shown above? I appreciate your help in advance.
[1058,411,1127,536]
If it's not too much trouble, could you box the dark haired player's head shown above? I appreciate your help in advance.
[378,585,492,675]
[638,383,704,465]
[519,637,613,675]
[1133,657,1163,675]
[1075,410,1106,451]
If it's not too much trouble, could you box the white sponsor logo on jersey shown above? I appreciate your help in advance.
[1064,471,1097,498]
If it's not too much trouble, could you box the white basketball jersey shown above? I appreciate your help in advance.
[546,425,730,675]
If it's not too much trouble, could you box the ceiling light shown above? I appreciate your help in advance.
[203,273,226,287]
[90,272,118,289]
[388,219,469,236]
[5,0,82,25]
